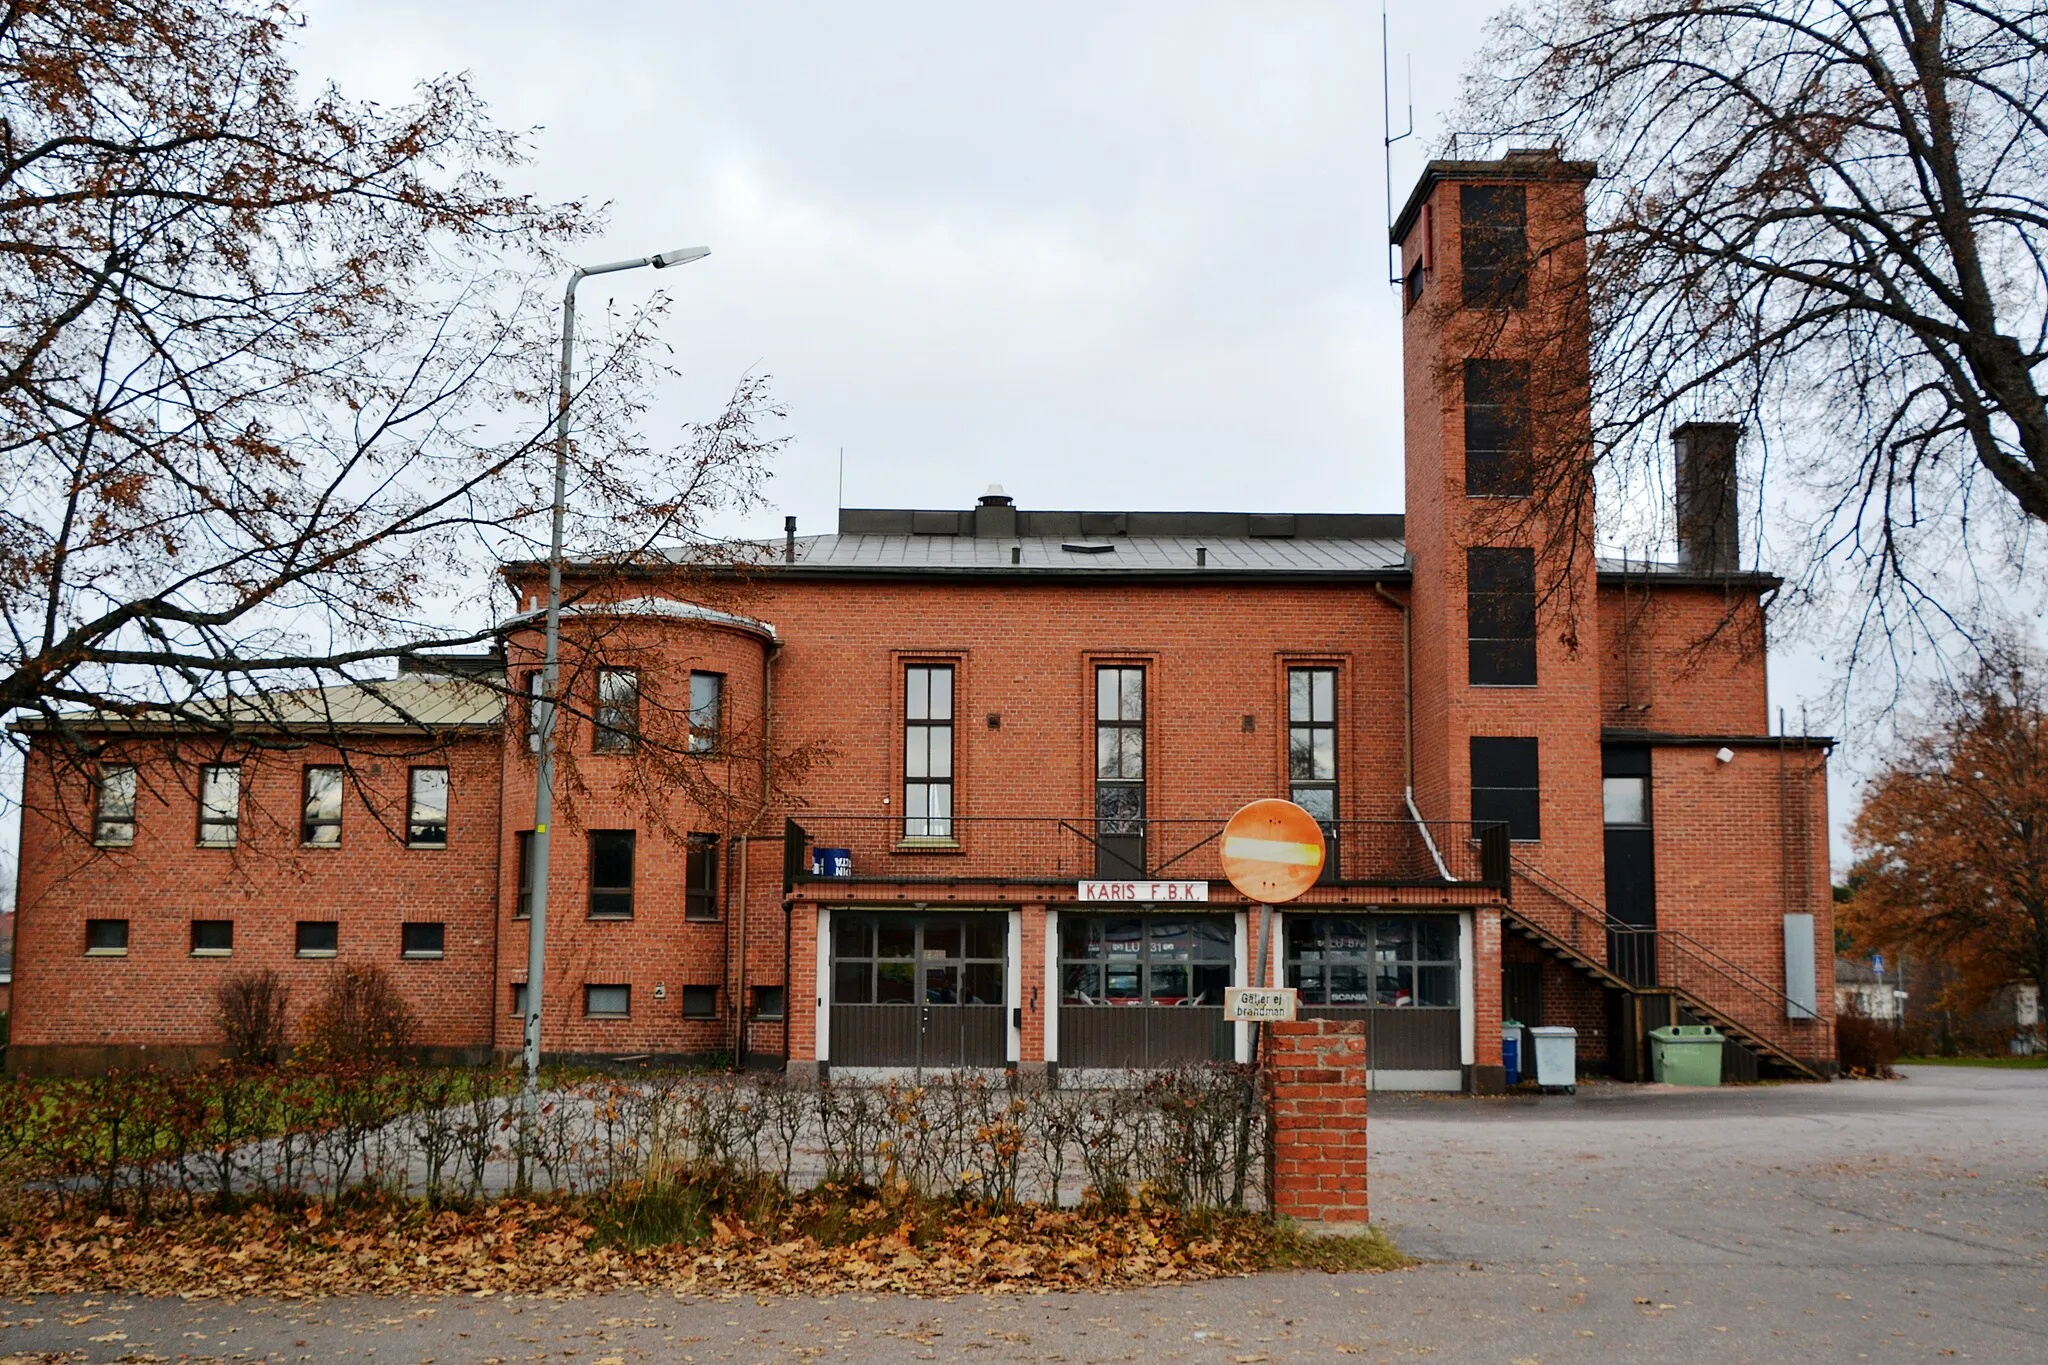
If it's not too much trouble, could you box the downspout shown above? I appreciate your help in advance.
[1375,582,1452,881]
[743,637,779,1072]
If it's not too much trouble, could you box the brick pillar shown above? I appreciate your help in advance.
[1266,1018,1369,1226]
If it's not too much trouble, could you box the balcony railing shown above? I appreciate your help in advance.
[785,815,1511,894]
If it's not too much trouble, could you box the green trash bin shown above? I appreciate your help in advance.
[1648,1024,1724,1086]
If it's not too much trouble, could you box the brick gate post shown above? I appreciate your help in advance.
[1265,1018,1369,1225]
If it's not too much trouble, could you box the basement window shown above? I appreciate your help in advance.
[86,919,129,956]
[585,983,630,1019]
[401,922,445,959]
[190,919,234,956]
[296,921,339,957]
[682,985,718,1020]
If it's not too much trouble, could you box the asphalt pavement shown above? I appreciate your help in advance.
[3,1063,2043,1363]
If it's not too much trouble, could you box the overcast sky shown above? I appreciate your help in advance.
[4,0,1871,900]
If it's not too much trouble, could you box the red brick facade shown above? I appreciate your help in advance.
[1266,1019,1370,1224]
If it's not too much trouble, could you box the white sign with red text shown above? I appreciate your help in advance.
[1074,880,1210,903]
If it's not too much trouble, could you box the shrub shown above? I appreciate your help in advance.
[297,963,417,1065]
[215,970,290,1066]
[1837,1007,1900,1078]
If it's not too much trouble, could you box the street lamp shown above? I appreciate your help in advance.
[523,246,711,1099]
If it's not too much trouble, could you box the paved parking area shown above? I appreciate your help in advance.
[3,1064,2043,1362]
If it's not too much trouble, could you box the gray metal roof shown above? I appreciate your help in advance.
[767,533,1406,576]
[20,673,504,735]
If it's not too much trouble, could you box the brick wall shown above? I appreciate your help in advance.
[1266,1018,1369,1225]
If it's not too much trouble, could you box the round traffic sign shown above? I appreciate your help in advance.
[1219,798,1327,903]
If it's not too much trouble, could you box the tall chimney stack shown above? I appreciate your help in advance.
[784,515,797,564]
[1672,422,1741,573]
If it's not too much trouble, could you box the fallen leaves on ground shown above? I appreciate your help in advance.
[0,1196,1287,1301]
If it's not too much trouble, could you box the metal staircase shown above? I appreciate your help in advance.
[1505,859,1831,1082]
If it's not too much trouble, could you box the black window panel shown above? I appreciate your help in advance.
[1463,358,1532,496]
[296,920,338,956]
[190,919,233,954]
[94,766,137,847]
[1460,184,1528,308]
[86,918,129,954]
[752,985,787,1019]
[684,833,719,921]
[515,831,534,919]
[401,922,445,958]
[407,767,449,846]
[512,982,530,1016]
[1471,737,1541,841]
[594,669,639,753]
[1404,261,1425,310]
[682,985,718,1019]
[1467,547,1537,686]
[302,765,343,846]
[1059,912,1233,1005]
[589,830,635,917]
[1285,914,1459,1007]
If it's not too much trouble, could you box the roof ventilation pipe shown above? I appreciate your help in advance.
[784,515,796,564]
[1673,422,1742,573]
[974,483,1017,538]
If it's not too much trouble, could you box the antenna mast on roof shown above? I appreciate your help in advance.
[1382,4,1414,285]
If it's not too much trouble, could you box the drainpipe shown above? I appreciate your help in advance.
[1375,581,1451,881]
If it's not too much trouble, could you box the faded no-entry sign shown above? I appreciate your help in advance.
[1219,798,1327,904]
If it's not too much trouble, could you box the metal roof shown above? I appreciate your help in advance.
[20,672,504,736]
[774,533,1408,576]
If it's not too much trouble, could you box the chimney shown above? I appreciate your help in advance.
[1672,423,1741,573]
[974,483,1017,538]
[783,514,797,564]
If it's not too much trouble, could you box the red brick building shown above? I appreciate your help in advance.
[7,153,1836,1085]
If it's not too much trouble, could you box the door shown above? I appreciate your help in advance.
[1284,913,1463,1085]
[1603,748,1656,985]
[830,912,1007,1069]
[1058,914,1235,1067]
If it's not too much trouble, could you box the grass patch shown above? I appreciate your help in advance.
[1898,1055,2048,1069]
[1262,1220,1410,1273]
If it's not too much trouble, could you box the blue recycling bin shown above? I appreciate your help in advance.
[810,847,852,878]
[1502,1020,1524,1086]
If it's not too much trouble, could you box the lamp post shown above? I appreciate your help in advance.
[523,246,710,1104]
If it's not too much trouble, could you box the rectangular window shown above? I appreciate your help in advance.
[515,830,534,919]
[1094,666,1146,875]
[302,765,343,847]
[1460,183,1528,308]
[1404,261,1425,310]
[511,981,530,1016]
[688,671,723,753]
[524,670,547,754]
[589,830,635,918]
[401,921,445,959]
[1463,359,1531,496]
[86,918,129,956]
[1285,914,1460,1007]
[684,833,719,921]
[1471,737,1541,842]
[1467,547,1537,686]
[92,765,139,848]
[904,664,955,838]
[296,920,339,957]
[1603,775,1649,826]
[190,919,234,956]
[594,668,639,753]
[1288,667,1339,881]
[681,984,718,1019]
[407,767,449,847]
[1059,914,1234,1006]
[751,984,786,1020]
[197,765,240,847]
[584,983,630,1018]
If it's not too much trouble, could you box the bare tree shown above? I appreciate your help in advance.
[1457,0,2048,670]
[1,2,802,826]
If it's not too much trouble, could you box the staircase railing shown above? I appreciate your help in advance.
[1509,858,1830,1080]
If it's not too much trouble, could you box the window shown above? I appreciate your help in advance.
[197,765,240,847]
[684,833,719,921]
[1059,915,1233,1006]
[1286,915,1459,1007]
[594,668,639,753]
[190,919,233,956]
[515,830,535,919]
[302,765,343,846]
[1603,776,1649,826]
[588,830,635,918]
[1288,667,1338,826]
[681,985,718,1019]
[831,914,1007,1006]
[1467,547,1537,686]
[1471,737,1541,842]
[94,766,138,847]
[751,984,786,1020]
[407,767,449,847]
[688,671,723,753]
[1463,359,1531,496]
[86,919,129,956]
[904,664,954,838]
[401,922,445,959]
[584,983,630,1018]
[523,670,547,754]
[511,981,530,1016]
[296,920,339,957]
[1460,183,1528,308]
[1405,261,1425,310]
[1095,666,1146,875]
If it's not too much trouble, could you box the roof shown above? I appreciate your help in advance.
[1390,150,1600,245]
[18,672,504,736]
[773,532,1408,578]
[503,595,778,641]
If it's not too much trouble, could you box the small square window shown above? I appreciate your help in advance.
[94,767,137,847]
[407,767,449,847]
[190,919,233,956]
[750,985,786,1021]
[296,920,339,957]
[681,984,718,1019]
[86,918,129,956]
[401,922,445,959]
[585,983,630,1018]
